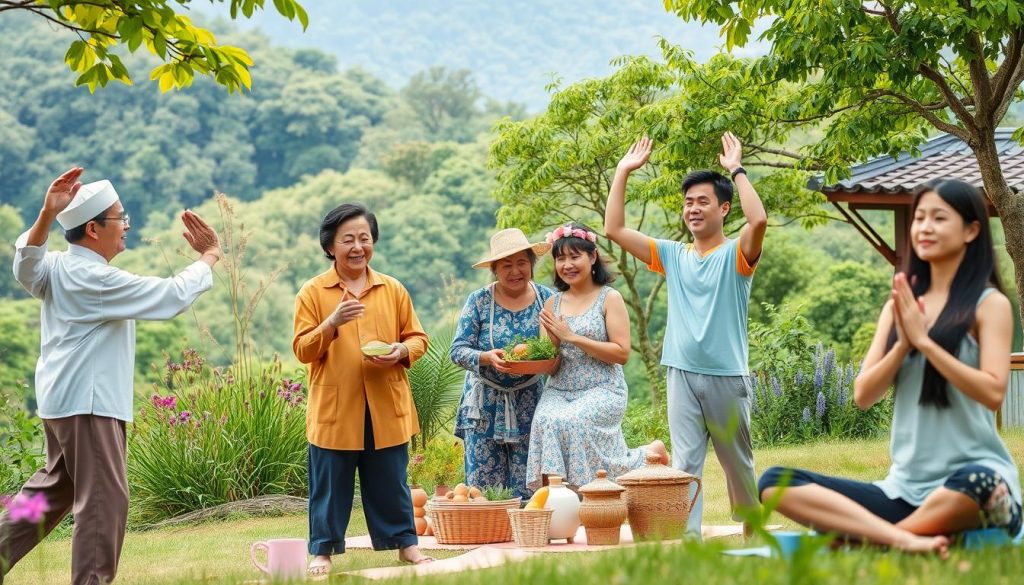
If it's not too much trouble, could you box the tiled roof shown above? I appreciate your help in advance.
[810,128,1024,194]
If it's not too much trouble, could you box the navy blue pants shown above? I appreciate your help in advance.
[307,409,417,555]
[759,465,1022,536]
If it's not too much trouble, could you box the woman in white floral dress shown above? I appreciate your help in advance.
[526,223,668,490]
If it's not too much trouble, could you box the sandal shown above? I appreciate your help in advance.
[400,555,435,565]
[307,557,332,580]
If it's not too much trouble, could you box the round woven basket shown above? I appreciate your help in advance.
[507,508,553,547]
[616,454,701,540]
[426,498,522,544]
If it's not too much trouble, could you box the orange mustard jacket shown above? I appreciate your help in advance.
[293,266,428,450]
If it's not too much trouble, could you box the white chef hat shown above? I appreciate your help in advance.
[56,180,120,230]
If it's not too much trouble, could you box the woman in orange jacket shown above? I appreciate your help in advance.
[293,203,433,577]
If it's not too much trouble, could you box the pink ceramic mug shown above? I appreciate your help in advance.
[250,538,307,580]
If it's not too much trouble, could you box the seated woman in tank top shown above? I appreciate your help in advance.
[758,179,1022,556]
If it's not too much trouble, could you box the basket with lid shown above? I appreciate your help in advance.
[577,469,627,545]
[615,453,701,540]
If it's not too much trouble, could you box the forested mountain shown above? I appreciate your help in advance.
[194,0,734,111]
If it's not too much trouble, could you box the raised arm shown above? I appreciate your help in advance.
[719,133,767,266]
[14,168,84,297]
[604,137,654,264]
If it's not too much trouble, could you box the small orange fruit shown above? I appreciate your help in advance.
[513,343,529,359]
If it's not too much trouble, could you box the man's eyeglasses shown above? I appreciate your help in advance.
[100,213,130,226]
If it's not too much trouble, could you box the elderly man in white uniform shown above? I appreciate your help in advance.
[0,167,222,585]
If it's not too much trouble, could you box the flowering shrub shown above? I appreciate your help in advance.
[127,350,308,525]
[406,434,464,493]
[750,304,891,447]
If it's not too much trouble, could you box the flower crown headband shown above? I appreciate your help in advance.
[545,224,598,245]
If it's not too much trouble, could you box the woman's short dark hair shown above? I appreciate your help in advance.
[489,249,538,276]
[550,222,615,292]
[320,203,378,261]
[63,209,111,243]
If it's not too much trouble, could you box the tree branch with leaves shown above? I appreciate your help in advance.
[1,0,307,93]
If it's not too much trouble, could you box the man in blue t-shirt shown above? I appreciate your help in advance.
[604,133,767,537]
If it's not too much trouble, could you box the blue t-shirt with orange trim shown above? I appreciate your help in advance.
[648,237,755,376]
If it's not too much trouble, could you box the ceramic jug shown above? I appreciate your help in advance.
[545,475,581,543]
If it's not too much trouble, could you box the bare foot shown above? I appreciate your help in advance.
[398,545,434,564]
[647,440,669,465]
[308,555,332,579]
[896,534,950,559]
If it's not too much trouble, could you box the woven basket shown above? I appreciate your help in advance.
[426,498,521,544]
[507,508,553,547]
[616,454,701,540]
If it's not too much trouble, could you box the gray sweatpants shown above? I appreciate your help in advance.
[666,367,759,537]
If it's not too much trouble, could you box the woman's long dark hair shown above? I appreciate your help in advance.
[887,179,1003,408]
[551,223,615,292]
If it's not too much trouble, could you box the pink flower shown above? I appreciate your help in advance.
[2,493,50,524]
[151,394,177,410]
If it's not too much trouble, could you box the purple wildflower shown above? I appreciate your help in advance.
[822,349,836,380]
[178,411,191,424]
[813,363,824,390]
[2,493,50,524]
[845,364,856,387]
[771,376,782,397]
[815,392,826,419]
[802,406,811,423]
[794,371,805,386]
[151,394,177,410]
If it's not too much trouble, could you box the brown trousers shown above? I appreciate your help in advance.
[0,415,128,585]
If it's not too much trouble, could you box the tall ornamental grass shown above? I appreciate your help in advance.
[127,353,308,526]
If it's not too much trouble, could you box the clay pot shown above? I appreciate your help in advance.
[578,470,627,545]
[433,484,451,500]
[545,475,581,543]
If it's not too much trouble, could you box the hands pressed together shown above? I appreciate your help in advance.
[890,272,930,350]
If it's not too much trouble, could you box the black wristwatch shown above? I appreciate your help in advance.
[730,166,747,180]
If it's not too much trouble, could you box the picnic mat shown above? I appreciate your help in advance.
[341,525,783,580]
[342,546,537,580]
[344,523,781,551]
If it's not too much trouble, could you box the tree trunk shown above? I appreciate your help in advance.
[974,132,1024,342]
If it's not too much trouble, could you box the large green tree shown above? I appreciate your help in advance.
[490,52,825,406]
[0,0,307,92]
[666,0,1024,317]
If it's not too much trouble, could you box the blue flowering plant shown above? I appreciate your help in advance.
[749,304,891,446]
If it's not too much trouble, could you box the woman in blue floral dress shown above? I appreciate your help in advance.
[451,229,553,500]
[527,223,668,490]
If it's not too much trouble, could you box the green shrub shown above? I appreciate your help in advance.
[407,434,464,493]
[622,402,671,452]
[0,386,44,496]
[127,350,308,525]
[750,304,891,447]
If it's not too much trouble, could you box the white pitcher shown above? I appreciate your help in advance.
[546,475,581,543]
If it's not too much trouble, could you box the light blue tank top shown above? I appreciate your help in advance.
[652,238,752,376]
[875,288,1022,506]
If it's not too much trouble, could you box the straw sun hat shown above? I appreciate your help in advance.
[472,228,552,269]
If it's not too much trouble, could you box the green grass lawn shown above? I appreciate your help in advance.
[8,431,1024,584]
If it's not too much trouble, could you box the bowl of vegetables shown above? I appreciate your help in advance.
[502,336,558,375]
